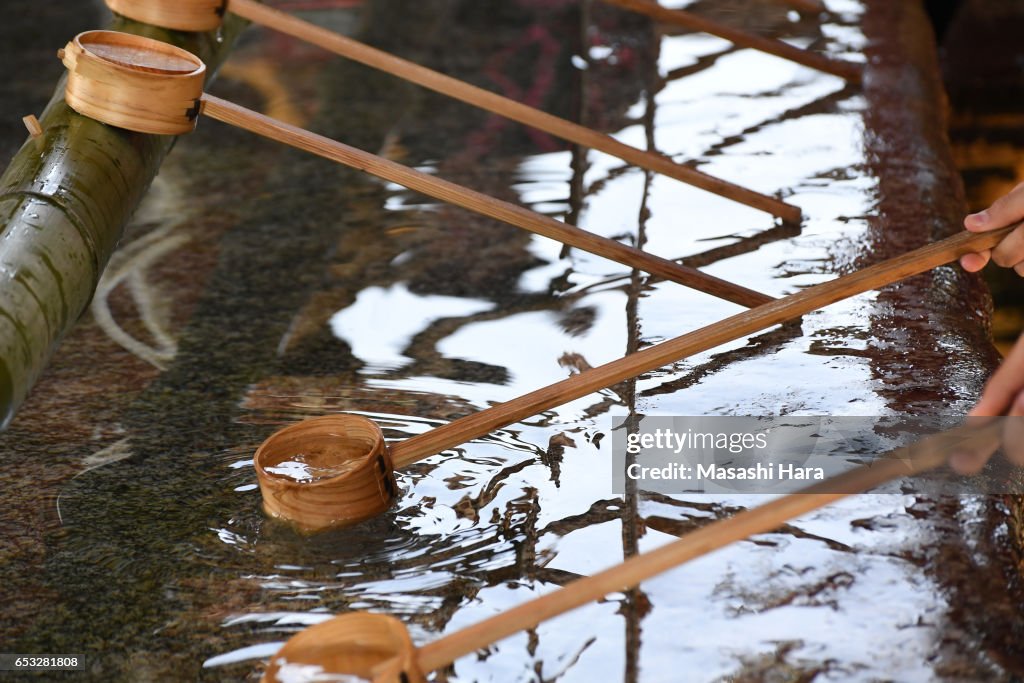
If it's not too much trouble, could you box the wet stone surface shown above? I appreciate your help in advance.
[939,0,1024,669]
[0,0,1021,681]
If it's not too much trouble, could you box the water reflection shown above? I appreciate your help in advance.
[330,283,494,374]
[1,0,1017,681]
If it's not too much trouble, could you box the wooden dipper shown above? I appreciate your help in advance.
[60,30,205,135]
[254,415,394,532]
[251,223,1012,533]
[259,419,1007,682]
[107,0,227,32]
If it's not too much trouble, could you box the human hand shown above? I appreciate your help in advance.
[949,333,1024,474]
[959,182,1024,275]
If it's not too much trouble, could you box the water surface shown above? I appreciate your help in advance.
[0,0,1019,681]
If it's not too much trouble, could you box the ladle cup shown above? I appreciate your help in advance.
[262,612,423,683]
[253,415,394,531]
[59,30,206,135]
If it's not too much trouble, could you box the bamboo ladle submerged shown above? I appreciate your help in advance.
[104,0,803,222]
[59,29,769,309]
[260,419,1006,682]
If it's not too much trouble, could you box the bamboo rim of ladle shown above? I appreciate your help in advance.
[262,612,424,683]
[102,0,804,222]
[253,415,396,532]
[258,419,1007,682]
[107,0,227,32]
[60,30,205,135]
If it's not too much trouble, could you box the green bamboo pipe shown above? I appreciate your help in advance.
[0,14,249,429]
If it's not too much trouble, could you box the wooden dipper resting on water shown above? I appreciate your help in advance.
[57,29,1018,534]
[248,220,1013,531]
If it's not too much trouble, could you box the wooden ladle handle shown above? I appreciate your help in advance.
[415,418,1004,670]
[390,224,1016,468]
[227,0,803,223]
[199,93,773,309]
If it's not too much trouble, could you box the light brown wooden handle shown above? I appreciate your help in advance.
[199,94,771,308]
[598,0,863,83]
[228,0,802,223]
[390,225,1015,468]
[416,418,1003,671]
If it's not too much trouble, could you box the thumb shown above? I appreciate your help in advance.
[966,183,1024,232]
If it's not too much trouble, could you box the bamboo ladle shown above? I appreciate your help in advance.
[58,29,769,309]
[260,418,1006,682]
[104,0,803,222]
[250,221,1014,532]
[599,0,863,83]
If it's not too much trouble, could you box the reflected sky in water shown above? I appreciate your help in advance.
[2,0,1013,681]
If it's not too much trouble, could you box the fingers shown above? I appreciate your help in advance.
[969,334,1024,417]
[1004,392,1024,467]
[949,430,1001,476]
[949,413,1024,475]
[960,230,1024,274]
[962,184,1024,274]
[960,336,1024,474]
[990,224,1024,268]
[959,250,990,272]
[964,181,1024,232]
